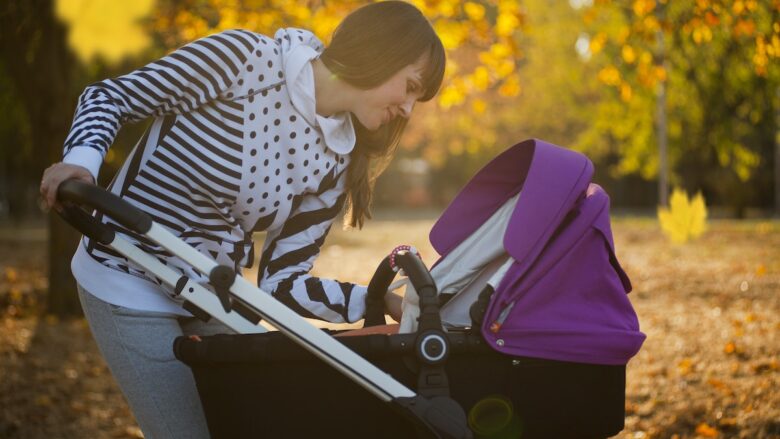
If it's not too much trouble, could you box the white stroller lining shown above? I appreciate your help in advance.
[394,193,520,333]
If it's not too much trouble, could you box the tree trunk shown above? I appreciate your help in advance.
[0,0,83,316]
[655,8,669,208]
[775,86,780,218]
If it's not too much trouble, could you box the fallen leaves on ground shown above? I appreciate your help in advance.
[0,218,778,438]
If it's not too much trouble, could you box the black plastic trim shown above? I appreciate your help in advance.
[57,180,153,234]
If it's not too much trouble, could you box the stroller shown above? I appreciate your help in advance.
[58,139,645,438]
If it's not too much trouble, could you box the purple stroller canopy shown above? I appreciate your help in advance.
[430,139,645,365]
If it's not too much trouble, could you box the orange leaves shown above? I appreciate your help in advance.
[497,75,521,98]
[733,19,757,38]
[2,264,47,318]
[695,422,719,437]
[589,0,779,88]
[677,357,694,375]
[706,378,733,395]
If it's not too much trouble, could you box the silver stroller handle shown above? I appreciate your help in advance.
[56,179,471,439]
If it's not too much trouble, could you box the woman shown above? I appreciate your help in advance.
[39,1,445,437]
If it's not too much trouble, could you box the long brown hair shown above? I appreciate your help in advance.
[320,1,445,228]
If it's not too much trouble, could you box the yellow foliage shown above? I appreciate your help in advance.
[464,2,486,21]
[620,83,633,101]
[590,32,607,54]
[693,25,713,44]
[489,42,513,59]
[471,66,491,91]
[471,99,487,114]
[496,60,516,77]
[622,45,637,64]
[658,188,708,244]
[597,66,622,86]
[496,13,520,37]
[434,21,467,50]
[437,1,456,18]
[56,0,153,64]
[439,85,466,109]
[147,0,527,112]
[733,0,745,15]
[642,15,660,32]
[639,50,653,66]
[633,0,656,17]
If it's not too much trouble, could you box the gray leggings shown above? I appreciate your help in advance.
[77,285,232,439]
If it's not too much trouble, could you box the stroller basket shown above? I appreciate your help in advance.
[174,330,626,439]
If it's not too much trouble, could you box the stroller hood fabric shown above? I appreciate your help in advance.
[429,139,645,365]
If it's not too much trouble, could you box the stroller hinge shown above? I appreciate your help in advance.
[209,265,236,313]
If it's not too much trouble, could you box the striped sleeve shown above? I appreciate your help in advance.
[258,170,368,323]
[62,29,258,180]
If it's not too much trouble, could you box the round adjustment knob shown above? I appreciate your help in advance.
[418,333,448,364]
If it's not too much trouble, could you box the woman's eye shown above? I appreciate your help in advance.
[407,81,418,93]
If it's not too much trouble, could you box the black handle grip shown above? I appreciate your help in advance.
[364,256,396,327]
[57,180,153,234]
[58,203,116,245]
[363,251,439,328]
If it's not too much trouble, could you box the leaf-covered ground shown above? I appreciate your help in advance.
[0,216,778,438]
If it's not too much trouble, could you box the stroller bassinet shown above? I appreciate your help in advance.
[58,139,645,439]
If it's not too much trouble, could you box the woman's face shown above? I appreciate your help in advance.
[351,56,428,131]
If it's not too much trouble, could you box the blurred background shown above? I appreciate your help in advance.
[0,1,778,438]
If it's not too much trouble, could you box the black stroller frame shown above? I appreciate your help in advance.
[57,180,473,439]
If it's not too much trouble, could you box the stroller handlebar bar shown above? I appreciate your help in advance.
[56,180,153,240]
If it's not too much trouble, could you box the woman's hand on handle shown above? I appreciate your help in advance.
[40,163,95,211]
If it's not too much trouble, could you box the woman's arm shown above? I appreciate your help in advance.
[43,29,259,206]
[257,169,372,324]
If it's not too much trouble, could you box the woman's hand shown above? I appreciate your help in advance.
[40,162,95,211]
[383,291,403,323]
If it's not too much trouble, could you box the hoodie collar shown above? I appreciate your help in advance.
[276,28,356,155]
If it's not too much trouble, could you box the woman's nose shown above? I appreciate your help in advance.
[398,99,415,118]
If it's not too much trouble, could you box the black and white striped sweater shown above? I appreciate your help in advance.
[64,28,367,323]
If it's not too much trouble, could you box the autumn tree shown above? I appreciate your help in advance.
[5,0,528,315]
[581,0,780,214]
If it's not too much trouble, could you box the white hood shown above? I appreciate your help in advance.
[276,27,356,155]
